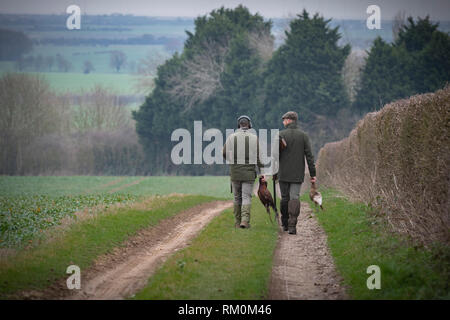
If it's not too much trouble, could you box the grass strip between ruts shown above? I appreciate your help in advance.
[133,197,279,300]
[0,195,217,297]
[301,188,450,300]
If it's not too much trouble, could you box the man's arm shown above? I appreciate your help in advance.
[304,134,316,179]
[222,142,227,160]
[256,136,264,169]
[222,134,232,160]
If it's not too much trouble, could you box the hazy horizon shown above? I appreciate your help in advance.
[1,0,450,21]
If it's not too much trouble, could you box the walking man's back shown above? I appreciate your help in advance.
[277,111,316,234]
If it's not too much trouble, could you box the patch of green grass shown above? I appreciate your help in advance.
[122,176,233,199]
[0,193,137,247]
[0,195,216,297]
[0,176,232,198]
[301,188,450,299]
[133,198,279,300]
[0,175,123,196]
[25,72,142,94]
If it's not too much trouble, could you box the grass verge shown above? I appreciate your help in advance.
[0,195,216,298]
[301,188,450,299]
[133,198,279,300]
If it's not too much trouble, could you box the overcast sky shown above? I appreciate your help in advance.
[1,0,449,20]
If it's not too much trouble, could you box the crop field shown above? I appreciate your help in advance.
[0,176,232,248]
[0,43,167,76]
[27,72,143,94]
[0,70,150,96]
[30,44,169,74]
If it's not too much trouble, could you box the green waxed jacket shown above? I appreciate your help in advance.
[222,128,263,182]
[278,122,316,183]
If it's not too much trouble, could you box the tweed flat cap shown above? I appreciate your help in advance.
[282,111,298,121]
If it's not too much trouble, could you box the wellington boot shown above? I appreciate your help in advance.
[280,199,289,231]
[288,199,300,234]
[240,221,250,229]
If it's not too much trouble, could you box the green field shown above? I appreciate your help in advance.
[0,174,278,300]
[30,72,143,94]
[0,176,232,197]
[0,194,217,297]
[32,44,168,74]
[0,176,232,248]
[0,70,150,95]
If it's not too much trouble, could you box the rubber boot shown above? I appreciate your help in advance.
[233,204,242,228]
[280,199,289,231]
[240,204,251,228]
[288,199,300,234]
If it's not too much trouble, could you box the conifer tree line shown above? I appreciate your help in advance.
[133,6,449,175]
[354,16,450,113]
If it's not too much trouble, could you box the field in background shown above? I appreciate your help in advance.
[3,15,449,95]
[0,176,232,197]
[24,72,142,94]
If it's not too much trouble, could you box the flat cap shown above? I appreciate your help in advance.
[282,111,298,121]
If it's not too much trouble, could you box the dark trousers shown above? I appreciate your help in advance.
[279,181,302,231]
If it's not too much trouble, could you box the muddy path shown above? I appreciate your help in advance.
[14,190,346,300]
[268,201,348,300]
[16,200,233,300]
[67,200,232,300]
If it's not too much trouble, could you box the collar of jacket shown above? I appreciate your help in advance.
[285,122,298,129]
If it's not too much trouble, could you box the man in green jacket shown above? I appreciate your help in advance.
[277,111,316,234]
[222,115,263,229]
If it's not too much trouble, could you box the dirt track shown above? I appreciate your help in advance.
[268,201,348,299]
[66,200,232,300]
[14,200,232,300]
[15,193,347,300]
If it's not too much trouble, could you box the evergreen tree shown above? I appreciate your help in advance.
[395,16,450,95]
[353,37,414,113]
[262,10,351,127]
[132,6,271,174]
[395,16,438,52]
[354,16,449,113]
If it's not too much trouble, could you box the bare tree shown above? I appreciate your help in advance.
[392,11,407,42]
[134,51,168,95]
[342,49,367,102]
[0,73,67,174]
[110,50,127,73]
[71,85,131,132]
[247,30,274,62]
[166,39,229,111]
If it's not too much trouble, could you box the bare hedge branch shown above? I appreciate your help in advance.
[316,85,450,245]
